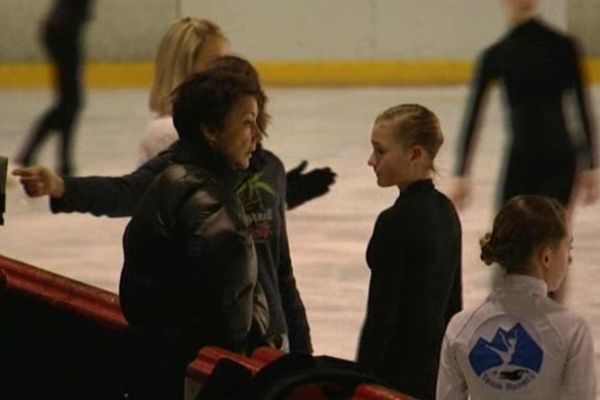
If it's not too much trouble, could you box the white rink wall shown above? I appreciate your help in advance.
[4,0,599,63]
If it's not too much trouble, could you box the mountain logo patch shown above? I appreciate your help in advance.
[469,322,543,391]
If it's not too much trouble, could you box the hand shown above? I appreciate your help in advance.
[286,161,336,210]
[12,166,65,199]
[449,177,471,210]
[574,169,598,205]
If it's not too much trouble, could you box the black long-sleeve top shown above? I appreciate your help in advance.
[455,18,597,176]
[357,179,462,400]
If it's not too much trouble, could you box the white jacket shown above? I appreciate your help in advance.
[139,116,177,165]
[436,274,596,400]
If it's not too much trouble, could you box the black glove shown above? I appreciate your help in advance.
[285,161,336,210]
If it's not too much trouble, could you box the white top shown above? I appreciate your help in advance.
[436,274,596,400]
[139,116,177,164]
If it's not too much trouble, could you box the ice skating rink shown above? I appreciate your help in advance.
[2,85,600,386]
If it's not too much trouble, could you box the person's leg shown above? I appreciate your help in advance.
[16,22,82,174]
[17,107,60,166]
[51,28,83,176]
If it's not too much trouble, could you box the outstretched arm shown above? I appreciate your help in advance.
[13,146,174,217]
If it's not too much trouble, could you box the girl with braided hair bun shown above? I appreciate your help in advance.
[437,195,596,400]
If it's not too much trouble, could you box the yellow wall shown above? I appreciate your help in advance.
[1,59,600,88]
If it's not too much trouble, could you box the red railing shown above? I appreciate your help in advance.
[0,254,127,331]
[0,254,413,400]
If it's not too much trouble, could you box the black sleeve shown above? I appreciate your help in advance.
[50,149,172,217]
[567,39,597,169]
[277,186,313,353]
[455,48,497,176]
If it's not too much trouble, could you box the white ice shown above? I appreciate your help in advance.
[1,85,599,390]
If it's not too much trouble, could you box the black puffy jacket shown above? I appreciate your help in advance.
[119,143,258,353]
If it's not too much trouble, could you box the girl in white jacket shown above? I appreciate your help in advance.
[436,195,596,400]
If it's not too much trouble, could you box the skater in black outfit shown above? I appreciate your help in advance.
[450,0,598,302]
[17,0,93,176]
[358,104,462,400]
[451,0,597,210]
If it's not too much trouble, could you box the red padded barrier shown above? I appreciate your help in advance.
[0,254,413,400]
[0,254,127,331]
[352,383,416,400]
[186,345,285,383]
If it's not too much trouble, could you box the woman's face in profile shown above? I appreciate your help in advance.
[367,120,414,189]
[211,95,260,170]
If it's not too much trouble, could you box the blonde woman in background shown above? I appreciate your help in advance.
[140,18,230,163]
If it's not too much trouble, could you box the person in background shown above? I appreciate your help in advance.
[16,0,94,176]
[357,104,462,400]
[437,195,596,400]
[140,18,229,164]
[451,0,597,211]
[450,0,597,302]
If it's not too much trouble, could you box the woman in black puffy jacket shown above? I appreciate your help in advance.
[120,68,265,400]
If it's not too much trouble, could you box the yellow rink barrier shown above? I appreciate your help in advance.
[1,59,599,88]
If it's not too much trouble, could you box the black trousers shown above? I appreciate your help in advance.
[18,19,84,176]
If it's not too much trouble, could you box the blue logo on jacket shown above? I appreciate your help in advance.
[469,323,543,391]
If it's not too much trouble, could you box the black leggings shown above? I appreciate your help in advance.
[18,22,84,176]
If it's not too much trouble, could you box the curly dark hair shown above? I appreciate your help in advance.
[206,55,271,133]
[171,68,264,147]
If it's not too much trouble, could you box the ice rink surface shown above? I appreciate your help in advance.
[1,85,599,387]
